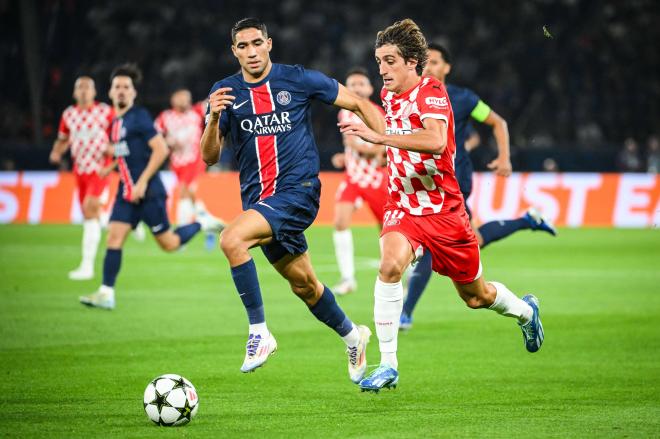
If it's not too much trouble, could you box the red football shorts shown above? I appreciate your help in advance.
[380,206,482,284]
[75,171,109,205]
[172,159,206,186]
[336,169,388,223]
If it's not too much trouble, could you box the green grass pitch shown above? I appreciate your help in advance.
[1,225,659,437]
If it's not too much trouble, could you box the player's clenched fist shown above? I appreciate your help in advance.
[208,87,236,116]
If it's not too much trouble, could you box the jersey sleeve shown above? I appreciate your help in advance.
[416,82,452,124]
[154,112,166,135]
[300,67,339,104]
[205,82,230,135]
[57,111,70,139]
[138,109,159,142]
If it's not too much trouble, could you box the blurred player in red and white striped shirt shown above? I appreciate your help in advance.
[50,76,114,280]
[339,19,544,392]
[155,89,208,226]
[331,68,387,295]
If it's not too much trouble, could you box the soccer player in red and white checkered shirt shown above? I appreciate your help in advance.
[50,76,114,280]
[339,19,544,392]
[155,89,208,226]
[331,68,388,295]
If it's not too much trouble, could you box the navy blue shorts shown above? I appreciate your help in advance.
[109,195,171,235]
[250,179,321,264]
[455,161,473,219]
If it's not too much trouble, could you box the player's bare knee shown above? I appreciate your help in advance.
[379,259,405,283]
[82,199,100,219]
[106,232,124,248]
[291,281,317,303]
[219,229,245,258]
[156,236,178,252]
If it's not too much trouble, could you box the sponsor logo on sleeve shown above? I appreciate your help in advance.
[425,96,448,108]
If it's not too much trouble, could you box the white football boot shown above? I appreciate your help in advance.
[333,279,357,296]
[347,325,371,383]
[240,332,277,373]
[195,204,226,234]
[68,264,94,281]
[79,286,115,310]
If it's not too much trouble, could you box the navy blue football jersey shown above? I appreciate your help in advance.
[109,106,165,201]
[207,63,338,209]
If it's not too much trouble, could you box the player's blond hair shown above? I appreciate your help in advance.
[375,19,428,75]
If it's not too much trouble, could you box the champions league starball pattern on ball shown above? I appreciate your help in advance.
[143,374,199,426]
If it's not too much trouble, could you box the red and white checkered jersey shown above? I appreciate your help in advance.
[57,102,113,175]
[337,102,386,188]
[154,108,203,168]
[381,76,463,216]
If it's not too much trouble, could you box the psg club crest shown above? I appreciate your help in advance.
[276,90,291,106]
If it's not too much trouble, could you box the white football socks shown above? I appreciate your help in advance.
[374,278,403,369]
[81,219,101,270]
[249,322,269,337]
[177,198,195,225]
[341,324,360,348]
[333,229,355,282]
[488,281,533,324]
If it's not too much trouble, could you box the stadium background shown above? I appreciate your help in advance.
[2,0,659,172]
[1,2,659,437]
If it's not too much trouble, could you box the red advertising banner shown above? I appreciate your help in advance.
[0,172,658,227]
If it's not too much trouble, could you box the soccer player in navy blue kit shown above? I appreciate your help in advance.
[80,64,223,310]
[399,44,557,329]
[201,18,385,380]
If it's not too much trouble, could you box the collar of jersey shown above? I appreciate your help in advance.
[239,62,277,88]
[392,77,424,101]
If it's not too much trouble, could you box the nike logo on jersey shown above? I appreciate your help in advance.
[233,100,249,110]
[151,224,165,233]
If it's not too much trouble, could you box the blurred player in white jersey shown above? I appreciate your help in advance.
[331,68,387,295]
[155,89,210,228]
[50,76,114,280]
[339,19,544,392]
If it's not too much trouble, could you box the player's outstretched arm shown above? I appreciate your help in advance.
[339,117,447,155]
[200,87,234,165]
[333,84,385,135]
[477,105,512,176]
[49,136,70,165]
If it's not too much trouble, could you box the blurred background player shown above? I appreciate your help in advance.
[49,76,114,280]
[339,19,543,392]
[201,18,385,381]
[80,64,223,310]
[399,43,558,330]
[155,89,221,249]
[331,67,387,295]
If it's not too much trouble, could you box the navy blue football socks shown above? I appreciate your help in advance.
[478,218,530,248]
[402,251,433,317]
[309,286,353,337]
[102,248,122,287]
[231,259,266,324]
[174,222,201,247]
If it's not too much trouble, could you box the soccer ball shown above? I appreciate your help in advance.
[143,374,199,426]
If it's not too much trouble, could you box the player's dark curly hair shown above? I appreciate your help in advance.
[428,42,452,65]
[375,19,428,76]
[232,17,268,43]
[110,63,143,87]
